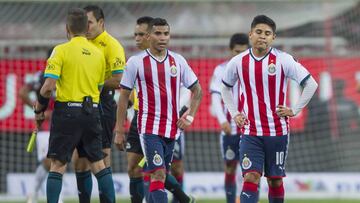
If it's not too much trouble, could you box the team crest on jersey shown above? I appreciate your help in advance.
[268,63,276,75]
[242,155,252,170]
[225,148,235,160]
[153,152,163,166]
[170,65,177,77]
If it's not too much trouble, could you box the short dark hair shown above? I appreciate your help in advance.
[229,33,249,49]
[251,15,276,33]
[147,18,170,32]
[137,16,154,25]
[83,5,104,21]
[67,8,88,35]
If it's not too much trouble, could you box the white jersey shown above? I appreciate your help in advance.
[222,48,310,136]
[121,49,198,139]
[210,61,244,136]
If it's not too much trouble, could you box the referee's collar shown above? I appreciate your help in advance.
[92,31,108,42]
[71,36,88,42]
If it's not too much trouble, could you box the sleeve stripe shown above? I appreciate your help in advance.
[187,80,198,89]
[112,70,124,74]
[222,80,234,88]
[44,73,59,79]
[300,74,311,87]
[120,84,132,90]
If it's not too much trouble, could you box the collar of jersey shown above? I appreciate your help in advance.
[71,36,88,42]
[92,31,108,43]
[146,49,169,63]
[249,47,273,62]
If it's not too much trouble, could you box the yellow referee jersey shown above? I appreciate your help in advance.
[44,36,105,103]
[90,31,126,80]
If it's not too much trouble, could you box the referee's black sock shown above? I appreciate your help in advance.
[76,170,92,203]
[130,177,144,203]
[95,168,115,203]
[165,174,190,203]
[46,172,63,203]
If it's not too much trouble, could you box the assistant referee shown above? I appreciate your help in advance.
[34,8,115,203]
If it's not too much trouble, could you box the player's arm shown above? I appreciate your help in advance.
[19,84,34,108]
[104,42,126,90]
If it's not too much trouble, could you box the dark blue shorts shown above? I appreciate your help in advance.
[240,134,289,178]
[172,133,184,161]
[221,135,241,161]
[140,134,175,172]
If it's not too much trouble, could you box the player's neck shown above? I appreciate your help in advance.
[148,48,167,61]
[251,47,270,58]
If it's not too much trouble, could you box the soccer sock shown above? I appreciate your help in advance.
[75,170,92,203]
[171,174,184,203]
[130,177,144,203]
[165,174,190,203]
[149,180,167,203]
[46,172,63,203]
[225,173,237,203]
[95,168,115,203]
[143,174,151,203]
[240,182,259,203]
[34,164,48,199]
[268,182,284,203]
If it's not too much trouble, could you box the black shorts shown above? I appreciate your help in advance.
[126,111,143,155]
[48,102,104,163]
[99,92,116,149]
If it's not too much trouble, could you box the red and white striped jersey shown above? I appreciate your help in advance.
[121,49,198,139]
[222,48,310,136]
[210,61,244,136]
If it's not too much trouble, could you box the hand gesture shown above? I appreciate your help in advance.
[177,117,192,130]
[276,105,295,117]
[114,129,126,151]
[35,112,45,130]
[233,113,247,128]
[221,122,232,135]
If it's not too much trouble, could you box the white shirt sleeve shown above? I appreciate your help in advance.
[179,55,198,89]
[222,58,238,87]
[209,65,222,94]
[120,56,137,90]
[179,85,191,108]
[211,93,228,124]
[282,53,310,86]
[291,76,318,115]
[221,83,240,118]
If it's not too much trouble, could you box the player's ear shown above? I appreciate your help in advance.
[99,18,105,29]
[273,33,276,40]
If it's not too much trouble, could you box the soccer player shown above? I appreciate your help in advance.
[34,8,115,203]
[209,33,249,203]
[72,5,125,203]
[19,59,63,203]
[115,18,202,203]
[221,15,318,203]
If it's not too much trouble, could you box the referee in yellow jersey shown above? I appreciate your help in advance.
[34,8,115,203]
[71,5,126,203]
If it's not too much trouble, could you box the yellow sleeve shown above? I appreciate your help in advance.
[44,47,63,79]
[108,40,126,75]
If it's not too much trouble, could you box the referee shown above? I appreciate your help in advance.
[34,8,115,203]
[72,5,126,202]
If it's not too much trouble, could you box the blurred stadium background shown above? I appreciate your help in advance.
[0,0,360,202]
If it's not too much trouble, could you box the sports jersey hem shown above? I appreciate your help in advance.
[222,80,234,88]
[44,73,59,79]
[187,79,198,89]
[120,84,132,90]
[210,90,221,95]
[300,74,311,87]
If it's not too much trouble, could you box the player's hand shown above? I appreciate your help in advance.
[233,113,247,128]
[276,105,295,117]
[221,122,232,135]
[177,117,192,130]
[34,112,45,130]
[114,130,126,151]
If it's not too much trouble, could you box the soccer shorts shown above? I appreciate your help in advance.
[36,131,50,162]
[126,111,143,155]
[99,92,117,149]
[240,134,289,178]
[140,134,175,172]
[48,102,104,163]
[172,133,185,161]
[220,134,241,162]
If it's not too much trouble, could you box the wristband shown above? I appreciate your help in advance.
[185,115,194,123]
[38,94,50,109]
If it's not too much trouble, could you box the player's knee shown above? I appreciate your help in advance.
[42,158,51,171]
[225,161,237,174]
[171,163,184,177]
[73,158,91,172]
[151,169,166,182]
[127,164,142,178]
[243,171,261,184]
[267,177,283,187]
